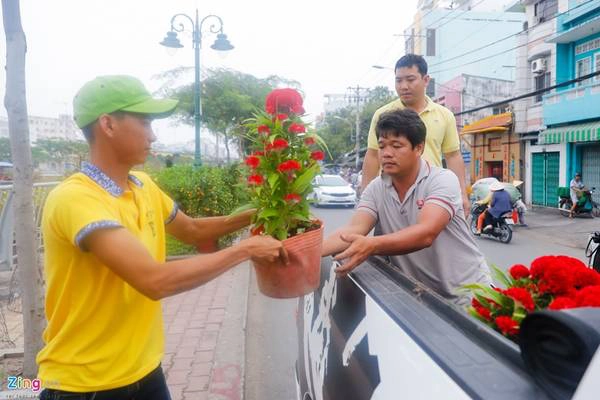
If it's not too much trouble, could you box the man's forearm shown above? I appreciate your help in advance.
[154,245,251,299]
[445,152,468,197]
[322,230,352,257]
[360,149,380,192]
[372,224,436,256]
[185,210,253,244]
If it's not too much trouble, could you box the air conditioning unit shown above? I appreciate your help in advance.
[531,58,547,75]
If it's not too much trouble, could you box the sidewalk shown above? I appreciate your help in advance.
[516,205,599,250]
[162,263,250,400]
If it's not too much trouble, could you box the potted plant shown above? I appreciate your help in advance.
[464,256,600,341]
[234,88,327,298]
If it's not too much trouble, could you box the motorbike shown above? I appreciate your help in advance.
[558,187,600,218]
[585,231,600,273]
[469,203,513,244]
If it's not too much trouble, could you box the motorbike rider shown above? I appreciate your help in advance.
[570,172,585,218]
[479,181,513,234]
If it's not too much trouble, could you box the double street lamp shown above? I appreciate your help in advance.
[160,10,234,166]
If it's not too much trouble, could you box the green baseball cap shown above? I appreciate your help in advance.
[73,75,178,128]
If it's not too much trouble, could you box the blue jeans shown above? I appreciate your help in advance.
[38,364,171,400]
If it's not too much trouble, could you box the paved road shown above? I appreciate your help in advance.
[243,206,588,399]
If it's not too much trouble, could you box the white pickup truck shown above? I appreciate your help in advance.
[296,257,600,400]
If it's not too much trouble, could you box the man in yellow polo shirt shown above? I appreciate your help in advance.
[361,54,470,216]
[37,76,287,400]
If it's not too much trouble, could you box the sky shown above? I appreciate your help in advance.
[0,0,419,145]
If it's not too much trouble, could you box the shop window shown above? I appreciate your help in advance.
[535,72,551,102]
[488,137,501,152]
[426,29,436,57]
[577,57,591,86]
[534,0,558,23]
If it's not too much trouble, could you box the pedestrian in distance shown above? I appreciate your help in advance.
[37,75,288,400]
[361,54,470,216]
[569,172,585,218]
[322,109,490,306]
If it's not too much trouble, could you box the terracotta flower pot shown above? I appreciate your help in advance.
[195,239,219,254]
[252,223,324,298]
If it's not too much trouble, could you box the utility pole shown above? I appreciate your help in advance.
[346,85,370,170]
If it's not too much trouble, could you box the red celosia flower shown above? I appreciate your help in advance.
[250,225,264,236]
[530,256,575,295]
[289,123,306,134]
[575,285,600,307]
[244,155,260,169]
[471,298,491,321]
[503,287,535,312]
[257,125,270,135]
[266,138,289,152]
[265,88,305,115]
[304,137,316,145]
[276,113,289,121]
[530,255,557,279]
[247,175,264,185]
[571,264,600,289]
[284,193,302,203]
[509,264,530,280]
[495,316,520,336]
[277,160,302,173]
[311,151,325,161]
[252,151,265,156]
[549,297,577,310]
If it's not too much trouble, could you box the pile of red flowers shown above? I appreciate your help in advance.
[466,255,600,340]
[235,88,327,240]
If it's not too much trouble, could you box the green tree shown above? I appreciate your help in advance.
[0,137,11,160]
[316,86,395,162]
[32,138,88,169]
[2,0,44,376]
[155,68,299,163]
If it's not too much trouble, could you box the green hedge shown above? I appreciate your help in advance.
[151,164,249,256]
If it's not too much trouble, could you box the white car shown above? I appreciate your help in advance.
[310,175,357,207]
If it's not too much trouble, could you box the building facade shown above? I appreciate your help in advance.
[514,0,562,206]
[515,0,600,206]
[406,0,525,98]
[462,112,522,183]
[540,0,600,204]
[0,114,81,143]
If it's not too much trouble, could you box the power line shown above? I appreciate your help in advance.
[428,0,596,70]
[429,0,488,30]
[429,33,551,75]
[456,70,600,116]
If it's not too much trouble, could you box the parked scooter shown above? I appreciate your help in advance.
[585,231,600,273]
[558,187,600,218]
[469,203,513,244]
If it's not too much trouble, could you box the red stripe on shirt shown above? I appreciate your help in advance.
[425,196,455,218]
[357,205,377,215]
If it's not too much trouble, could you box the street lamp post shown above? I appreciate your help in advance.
[161,10,234,167]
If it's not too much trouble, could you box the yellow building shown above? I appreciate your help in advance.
[462,112,522,183]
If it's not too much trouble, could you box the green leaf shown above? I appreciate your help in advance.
[268,173,279,190]
[258,208,279,220]
[474,293,492,309]
[490,264,512,288]
[292,164,319,194]
[229,203,255,216]
[290,213,311,222]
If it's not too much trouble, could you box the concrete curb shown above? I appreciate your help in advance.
[207,263,250,400]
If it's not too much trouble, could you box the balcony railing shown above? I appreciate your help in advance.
[543,80,600,125]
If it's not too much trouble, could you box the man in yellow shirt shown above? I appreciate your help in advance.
[37,76,287,400]
[361,54,469,216]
